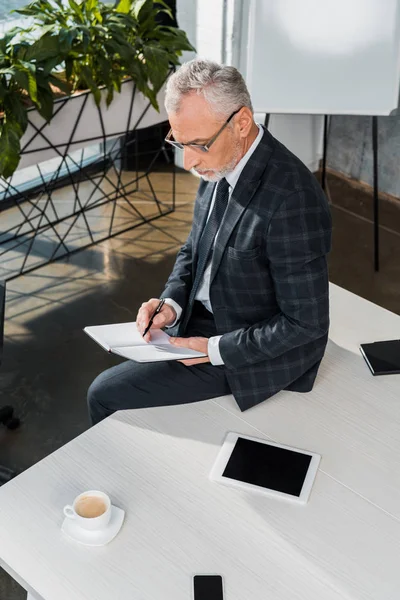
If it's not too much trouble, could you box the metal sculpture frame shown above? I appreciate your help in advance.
[0,80,175,281]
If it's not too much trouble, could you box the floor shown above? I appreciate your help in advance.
[1,165,400,599]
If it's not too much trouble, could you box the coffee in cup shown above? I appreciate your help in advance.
[75,495,107,519]
[63,490,111,531]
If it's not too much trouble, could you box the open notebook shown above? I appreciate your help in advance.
[84,322,207,363]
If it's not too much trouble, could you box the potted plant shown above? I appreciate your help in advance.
[0,26,69,177]
[0,0,195,175]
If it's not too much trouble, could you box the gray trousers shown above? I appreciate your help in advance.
[87,302,231,425]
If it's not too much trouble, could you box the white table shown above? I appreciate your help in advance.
[1,283,400,600]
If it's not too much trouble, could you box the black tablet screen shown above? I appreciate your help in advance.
[222,437,312,497]
[361,340,400,374]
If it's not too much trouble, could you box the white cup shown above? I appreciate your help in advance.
[63,490,111,531]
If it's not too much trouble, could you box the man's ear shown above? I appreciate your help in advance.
[237,107,254,138]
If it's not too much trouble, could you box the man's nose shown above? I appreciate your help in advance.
[183,146,199,172]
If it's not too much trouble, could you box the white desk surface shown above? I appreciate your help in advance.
[1,283,400,600]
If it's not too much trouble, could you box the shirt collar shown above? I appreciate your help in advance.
[225,123,264,191]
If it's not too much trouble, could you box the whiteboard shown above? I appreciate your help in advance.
[245,0,400,115]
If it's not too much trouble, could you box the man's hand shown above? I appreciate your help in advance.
[170,336,210,366]
[137,298,176,342]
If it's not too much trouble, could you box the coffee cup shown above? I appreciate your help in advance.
[63,490,111,531]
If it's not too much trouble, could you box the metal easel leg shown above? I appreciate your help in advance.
[321,114,329,192]
[372,116,380,272]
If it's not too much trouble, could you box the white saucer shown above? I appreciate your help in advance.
[62,505,125,547]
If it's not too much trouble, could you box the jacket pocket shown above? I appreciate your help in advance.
[227,245,261,260]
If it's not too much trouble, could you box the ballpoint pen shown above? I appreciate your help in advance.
[142,299,165,337]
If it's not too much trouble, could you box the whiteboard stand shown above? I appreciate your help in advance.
[242,0,400,274]
[321,116,329,193]
[372,116,380,272]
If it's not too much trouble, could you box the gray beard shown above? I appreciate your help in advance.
[192,144,242,182]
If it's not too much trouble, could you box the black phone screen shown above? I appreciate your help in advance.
[193,575,223,600]
[360,340,400,375]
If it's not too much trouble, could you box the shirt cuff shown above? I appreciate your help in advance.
[208,335,224,365]
[162,298,182,328]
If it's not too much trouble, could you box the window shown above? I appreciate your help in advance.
[0,1,27,24]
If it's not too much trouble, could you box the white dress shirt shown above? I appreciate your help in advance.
[165,124,264,365]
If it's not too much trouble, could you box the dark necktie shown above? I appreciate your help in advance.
[180,178,230,333]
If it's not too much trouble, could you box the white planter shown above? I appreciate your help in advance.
[18,78,169,170]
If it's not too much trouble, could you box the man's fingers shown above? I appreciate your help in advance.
[170,336,189,348]
[152,313,167,327]
[178,357,210,366]
[137,299,161,332]
[137,306,149,327]
[137,300,176,334]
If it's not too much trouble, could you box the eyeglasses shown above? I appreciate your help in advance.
[164,108,242,153]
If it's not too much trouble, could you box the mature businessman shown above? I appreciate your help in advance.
[88,58,332,426]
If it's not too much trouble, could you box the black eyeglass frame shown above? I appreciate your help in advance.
[164,107,242,153]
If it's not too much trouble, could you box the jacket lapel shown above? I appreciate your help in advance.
[192,181,216,263]
[209,126,274,285]
[209,179,261,285]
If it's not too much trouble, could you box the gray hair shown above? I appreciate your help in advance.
[164,58,253,119]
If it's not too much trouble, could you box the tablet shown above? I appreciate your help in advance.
[209,432,321,505]
[360,340,400,376]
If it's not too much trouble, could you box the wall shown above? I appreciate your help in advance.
[177,0,224,62]
[327,115,400,199]
[265,114,323,173]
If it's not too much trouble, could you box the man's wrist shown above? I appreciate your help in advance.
[163,298,182,327]
[208,335,224,365]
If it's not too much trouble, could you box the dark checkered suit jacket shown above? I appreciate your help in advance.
[162,126,332,411]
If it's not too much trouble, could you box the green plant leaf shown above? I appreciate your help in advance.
[68,0,84,22]
[14,0,56,22]
[40,55,63,76]
[0,28,21,54]
[18,62,39,104]
[115,0,131,13]
[65,57,74,82]
[24,34,61,63]
[132,0,153,22]
[96,55,113,86]
[106,86,114,106]
[112,76,121,93]
[145,86,158,110]
[143,45,169,91]
[36,85,54,121]
[106,37,135,63]
[0,68,16,77]
[4,93,28,135]
[36,24,58,36]
[3,65,31,97]
[13,6,40,16]
[86,0,98,11]
[93,9,103,22]
[157,26,196,52]
[0,120,22,179]
[79,26,91,52]
[59,28,79,53]
[155,0,172,12]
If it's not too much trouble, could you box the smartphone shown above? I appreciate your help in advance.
[193,575,224,600]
